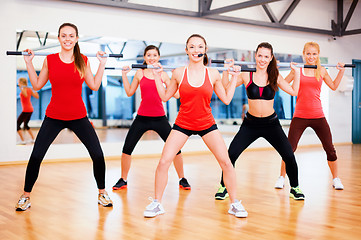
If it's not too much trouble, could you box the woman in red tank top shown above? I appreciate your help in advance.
[275,42,346,190]
[112,45,191,191]
[15,23,112,211]
[143,34,248,218]
[17,77,39,144]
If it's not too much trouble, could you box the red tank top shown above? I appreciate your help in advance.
[293,69,325,119]
[175,67,215,131]
[46,53,87,120]
[137,72,165,117]
[20,88,34,112]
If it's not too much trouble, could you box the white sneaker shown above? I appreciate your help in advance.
[274,176,285,189]
[228,200,248,218]
[333,178,344,190]
[17,141,26,145]
[144,198,165,218]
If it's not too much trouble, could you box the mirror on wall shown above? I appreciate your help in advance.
[15,30,327,145]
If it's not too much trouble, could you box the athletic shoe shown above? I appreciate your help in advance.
[15,195,31,211]
[112,178,127,190]
[179,178,191,190]
[17,141,26,145]
[228,200,248,218]
[215,185,229,200]
[289,186,305,200]
[98,191,113,207]
[333,177,344,190]
[274,176,285,189]
[144,198,165,218]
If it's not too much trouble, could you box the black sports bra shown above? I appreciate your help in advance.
[246,72,275,100]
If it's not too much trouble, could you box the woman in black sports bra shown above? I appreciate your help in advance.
[215,42,305,201]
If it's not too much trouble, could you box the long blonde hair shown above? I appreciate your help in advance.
[303,42,321,81]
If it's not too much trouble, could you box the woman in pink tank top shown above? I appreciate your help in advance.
[112,45,191,191]
[275,42,346,190]
[143,34,248,219]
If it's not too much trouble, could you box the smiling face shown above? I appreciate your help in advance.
[144,48,160,65]
[185,36,207,63]
[303,45,319,65]
[58,25,79,51]
[255,47,273,70]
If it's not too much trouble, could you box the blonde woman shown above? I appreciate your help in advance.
[274,42,345,190]
[17,77,39,144]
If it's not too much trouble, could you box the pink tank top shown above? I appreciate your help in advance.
[175,67,215,131]
[137,72,165,117]
[293,69,325,119]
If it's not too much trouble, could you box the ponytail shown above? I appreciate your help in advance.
[203,53,209,65]
[73,42,86,78]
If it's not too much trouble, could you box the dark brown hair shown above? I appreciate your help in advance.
[58,23,86,78]
[256,42,279,91]
[142,45,160,65]
[186,34,208,65]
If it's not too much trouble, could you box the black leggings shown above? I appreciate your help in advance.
[17,112,33,131]
[122,115,180,155]
[220,112,299,188]
[24,116,105,192]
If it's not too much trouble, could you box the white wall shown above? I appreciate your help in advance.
[0,0,360,163]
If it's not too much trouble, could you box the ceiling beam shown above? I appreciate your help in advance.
[342,0,359,32]
[201,0,281,17]
[62,0,359,37]
[279,0,300,24]
[262,4,278,23]
[64,0,199,17]
[205,14,333,35]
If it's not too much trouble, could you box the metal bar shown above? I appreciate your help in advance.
[342,0,359,32]
[43,32,49,46]
[106,66,256,72]
[105,44,114,54]
[61,0,341,36]
[16,31,24,51]
[120,42,127,54]
[201,0,281,17]
[280,0,300,24]
[130,64,256,72]
[35,31,43,46]
[6,51,123,58]
[262,4,278,23]
[64,0,199,17]
[334,0,344,36]
[198,0,204,16]
[205,0,213,11]
[342,28,361,36]
[205,15,334,35]
[211,60,355,68]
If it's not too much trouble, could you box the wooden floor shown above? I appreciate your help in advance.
[1,144,361,240]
